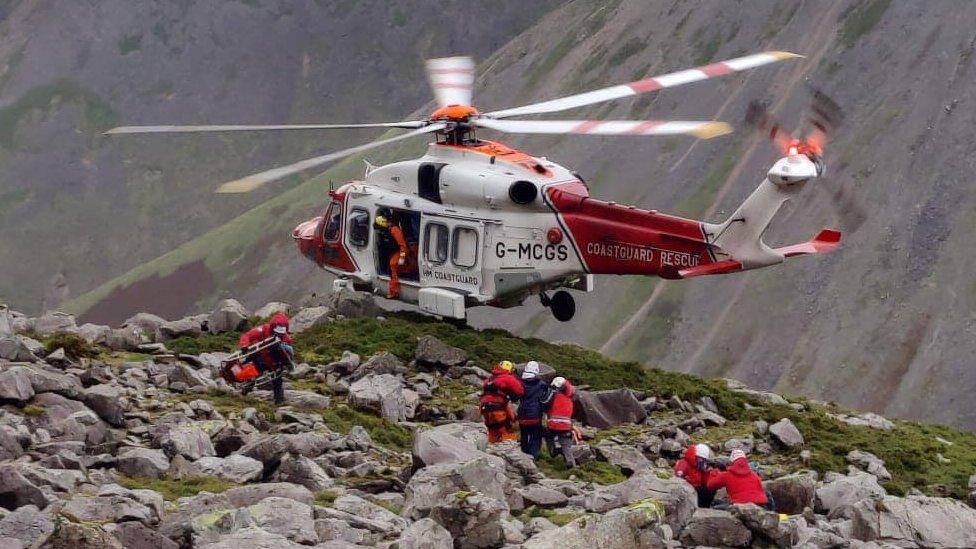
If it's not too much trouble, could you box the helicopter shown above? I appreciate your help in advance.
[107,51,841,322]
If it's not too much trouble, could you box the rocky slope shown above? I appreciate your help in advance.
[0,292,975,547]
[36,0,976,431]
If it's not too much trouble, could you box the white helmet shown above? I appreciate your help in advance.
[695,443,711,460]
[522,361,540,379]
[551,376,566,389]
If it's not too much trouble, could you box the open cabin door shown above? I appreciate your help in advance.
[419,215,484,296]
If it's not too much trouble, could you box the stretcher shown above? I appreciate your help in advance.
[219,336,295,394]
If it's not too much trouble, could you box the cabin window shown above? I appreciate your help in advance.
[424,223,449,265]
[347,208,370,248]
[418,162,445,203]
[323,201,342,242]
[452,226,478,269]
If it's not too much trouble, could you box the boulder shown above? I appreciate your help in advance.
[486,440,544,484]
[415,336,467,368]
[573,389,647,428]
[224,482,314,507]
[111,521,179,549]
[765,471,817,515]
[0,332,38,362]
[208,299,250,333]
[585,470,696,532]
[523,499,671,549]
[412,422,488,468]
[333,494,407,534]
[157,492,233,541]
[313,517,372,544]
[728,504,801,547]
[168,363,215,389]
[402,456,510,520]
[33,312,77,336]
[82,384,126,426]
[62,495,154,524]
[42,520,124,549]
[396,517,453,549]
[594,441,652,475]
[0,505,55,547]
[815,472,886,518]
[330,288,381,318]
[0,465,50,509]
[680,508,752,547]
[213,422,258,457]
[254,302,291,319]
[246,496,317,545]
[428,491,506,549]
[76,323,111,345]
[101,327,147,352]
[350,351,406,382]
[0,367,34,403]
[769,418,804,448]
[325,351,360,376]
[289,307,332,334]
[19,364,83,398]
[272,453,334,491]
[188,507,257,545]
[116,447,171,479]
[829,412,894,430]
[195,526,307,549]
[847,450,892,481]
[851,495,976,547]
[194,455,264,483]
[348,373,406,422]
[517,485,568,508]
[159,425,216,460]
[160,316,206,340]
[123,313,167,342]
[0,428,22,460]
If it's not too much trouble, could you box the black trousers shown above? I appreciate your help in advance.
[519,423,544,459]
[545,430,576,468]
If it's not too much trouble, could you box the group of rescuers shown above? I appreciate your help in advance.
[235,315,773,510]
[480,359,775,510]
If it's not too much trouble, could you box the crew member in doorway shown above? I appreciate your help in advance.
[479,360,524,443]
[374,213,408,299]
[237,312,294,404]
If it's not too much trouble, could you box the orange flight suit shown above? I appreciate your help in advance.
[386,224,408,298]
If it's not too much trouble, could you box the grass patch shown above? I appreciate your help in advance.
[838,0,891,48]
[320,404,412,452]
[118,475,235,500]
[537,453,625,485]
[314,490,338,506]
[520,505,582,526]
[167,331,241,355]
[172,390,278,420]
[21,404,45,417]
[40,332,101,359]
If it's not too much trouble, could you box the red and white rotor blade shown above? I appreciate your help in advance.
[105,121,427,134]
[215,123,446,193]
[474,118,732,139]
[485,51,801,119]
[426,56,475,108]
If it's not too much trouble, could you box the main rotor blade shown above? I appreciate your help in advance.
[485,51,801,119]
[426,56,475,108]
[215,122,447,193]
[105,121,427,134]
[474,118,732,139]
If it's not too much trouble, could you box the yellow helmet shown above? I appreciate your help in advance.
[498,360,514,373]
[374,215,389,229]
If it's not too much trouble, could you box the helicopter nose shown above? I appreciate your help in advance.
[293,217,321,259]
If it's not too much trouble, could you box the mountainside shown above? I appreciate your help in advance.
[8,0,976,431]
[0,299,975,547]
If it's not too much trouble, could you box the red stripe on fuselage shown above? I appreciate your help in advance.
[544,182,714,279]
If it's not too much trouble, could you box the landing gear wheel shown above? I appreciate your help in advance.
[549,291,575,322]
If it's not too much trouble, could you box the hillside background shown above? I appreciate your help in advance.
[3,0,976,430]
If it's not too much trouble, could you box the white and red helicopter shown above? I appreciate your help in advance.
[108,51,841,322]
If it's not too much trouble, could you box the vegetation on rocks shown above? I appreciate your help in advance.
[118,475,236,501]
[320,404,412,452]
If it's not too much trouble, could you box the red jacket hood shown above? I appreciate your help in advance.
[682,445,698,465]
[558,380,574,398]
[491,366,513,377]
[270,312,290,329]
[727,457,753,476]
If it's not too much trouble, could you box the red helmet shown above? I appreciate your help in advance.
[270,312,290,333]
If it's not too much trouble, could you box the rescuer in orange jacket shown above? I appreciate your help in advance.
[479,361,524,443]
[542,376,576,468]
[237,312,293,404]
[706,449,772,509]
[375,215,408,299]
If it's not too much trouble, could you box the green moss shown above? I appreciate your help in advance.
[520,505,583,526]
[320,404,412,452]
[839,0,891,48]
[118,32,143,55]
[537,453,625,484]
[314,490,338,506]
[118,475,235,501]
[167,332,241,355]
[172,390,279,420]
[21,404,45,417]
[40,332,101,359]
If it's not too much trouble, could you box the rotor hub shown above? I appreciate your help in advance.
[430,104,479,122]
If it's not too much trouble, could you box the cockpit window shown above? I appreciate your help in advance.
[348,208,370,248]
[323,201,342,242]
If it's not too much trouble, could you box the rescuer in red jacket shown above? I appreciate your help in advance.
[479,361,524,443]
[674,443,718,507]
[707,449,771,508]
[375,215,408,299]
[542,376,576,468]
[237,312,293,404]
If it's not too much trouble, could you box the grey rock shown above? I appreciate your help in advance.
[0,505,54,547]
[0,334,38,362]
[325,351,360,376]
[412,422,488,468]
[314,517,372,544]
[33,312,77,336]
[847,450,892,481]
[330,289,381,318]
[728,504,800,548]
[246,496,317,544]
[157,492,233,541]
[168,363,215,389]
[116,447,171,479]
[0,428,22,460]
[769,418,804,448]
[189,507,256,544]
[0,465,50,509]
[402,456,510,520]
[272,453,334,491]
[573,389,647,428]
[333,494,407,533]
[280,390,330,409]
[594,441,652,475]
[518,485,568,508]
[428,492,506,549]
[348,373,406,422]
[42,520,125,548]
[160,316,206,340]
[523,501,669,549]
[290,307,332,334]
[254,302,291,319]
[195,526,307,549]
[62,495,153,524]
[415,335,467,368]
[585,470,696,532]
[159,424,216,460]
[123,313,167,343]
[828,412,894,430]
[0,367,34,403]
[224,482,314,507]
[82,383,126,426]
[208,299,250,333]
[112,521,179,549]
[19,364,83,398]
[349,351,406,382]
[815,472,887,518]
[680,508,752,547]
[728,384,790,406]
[213,421,258,457]
[486,439,544,485]
[765,471,817,515]
[76,323,111,345]
[101,327,148,352]
[850,495,976,548]
[396,517,453,549]
[194,455,264,483]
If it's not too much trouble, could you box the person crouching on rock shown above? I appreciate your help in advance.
[674,443,718,507]
[542,376,576,469]
[238,312,294,405]
[707,449,773,510]
[516,361,547,459]
[479,360,524,443]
